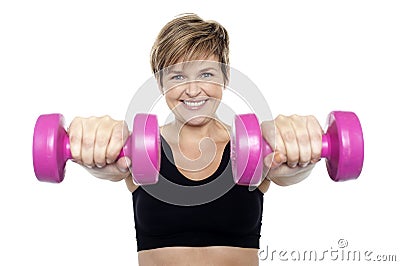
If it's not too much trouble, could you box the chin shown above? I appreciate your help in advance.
[177,115,214,127]
[185,116,213,126]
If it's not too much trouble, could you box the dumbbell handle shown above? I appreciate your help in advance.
[261,134,331,159]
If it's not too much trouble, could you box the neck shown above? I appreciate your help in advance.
[170,116,229,144]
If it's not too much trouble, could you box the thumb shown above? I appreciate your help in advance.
[263,152,274,170]
[116,157,131,173]
[264,151,286,170]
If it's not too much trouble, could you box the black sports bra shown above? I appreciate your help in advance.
[132,136,264,251]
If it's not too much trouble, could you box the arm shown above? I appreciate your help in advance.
[267,162,315,186]
[258,164,314,193]
[259,114,323,191]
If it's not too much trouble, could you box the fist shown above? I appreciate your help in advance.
[68,115,131,181]
[261,114,323,185]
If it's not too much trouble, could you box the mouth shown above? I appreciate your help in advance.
[180,99,208,110]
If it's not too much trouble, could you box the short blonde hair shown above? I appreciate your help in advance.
[150,13,230,84]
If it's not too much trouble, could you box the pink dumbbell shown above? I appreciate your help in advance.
[232,111,364,185]
[33,113,160,184]
[33,111,364,185]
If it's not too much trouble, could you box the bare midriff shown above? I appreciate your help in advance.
[138,246,259,266]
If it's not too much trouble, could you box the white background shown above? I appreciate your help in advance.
[1,0,399,265]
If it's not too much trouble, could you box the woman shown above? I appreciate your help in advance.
[68,14,323,266]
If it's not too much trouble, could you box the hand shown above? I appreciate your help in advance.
[261,114,323,186]
[68,115,131,182]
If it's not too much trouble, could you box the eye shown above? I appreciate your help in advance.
[171,74,184,80]
[200,72,213,78]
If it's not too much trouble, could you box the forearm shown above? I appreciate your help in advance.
[268,164,315,186]
[83,165,130,182]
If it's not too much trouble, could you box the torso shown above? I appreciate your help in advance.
[138,246,259,266]
[134,122,264,266]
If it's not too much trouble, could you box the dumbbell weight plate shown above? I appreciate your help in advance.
[129,114,161,185]
[325,111,364,181]
[231,114,264,186]
[33,114,70,183]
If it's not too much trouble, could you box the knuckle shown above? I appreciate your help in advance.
[308,115,318,122]
[70,116,83,124]
[69,134,81,145]
[68,117,82,133]
[83,116,95,125]
[102,115,112,121]
[300,151,312,162]
[282,131,296,142]
[261,122,275,138]
[291,114,306,123]
[287,158,299,166]
[87,116,102,125]
[82,137,94,148]
[106,148,119,162]
[121,120,128,130]
[285,146,299,161]
[308,115,322,129]
[311,150,320,160]
[100,115,114,125]
[94,155,106,166]
[287,148,299,159]
[70,150,81,161]
[95,134,109,147]
[112,123,126,138]
[111,129,122,140]
[276,114,287,122]
[310,133,322,143]
[297,133,309,146]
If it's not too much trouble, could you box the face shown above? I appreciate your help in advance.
[160,55,226,127]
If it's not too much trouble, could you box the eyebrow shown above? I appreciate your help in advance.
[166,70,184,75]
[164,66,220,76]
[167,67,218,73]
[198,67,218,72]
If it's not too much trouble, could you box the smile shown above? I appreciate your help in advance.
[183,100,207,107]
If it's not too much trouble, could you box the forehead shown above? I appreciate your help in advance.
[163,57,221,74]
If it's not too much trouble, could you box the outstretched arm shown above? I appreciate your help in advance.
[259,114,323,189]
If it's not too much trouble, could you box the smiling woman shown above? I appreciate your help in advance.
[66,13,323,266]
[126,14,267,265]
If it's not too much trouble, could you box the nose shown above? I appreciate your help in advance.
[185,81,201,97]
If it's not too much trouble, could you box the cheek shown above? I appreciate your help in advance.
[165,88,179,100]
[165,96,175,107]
[164,93,181,110]
[206,85,223,99]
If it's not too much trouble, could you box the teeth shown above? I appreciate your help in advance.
[183,100,206,107]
